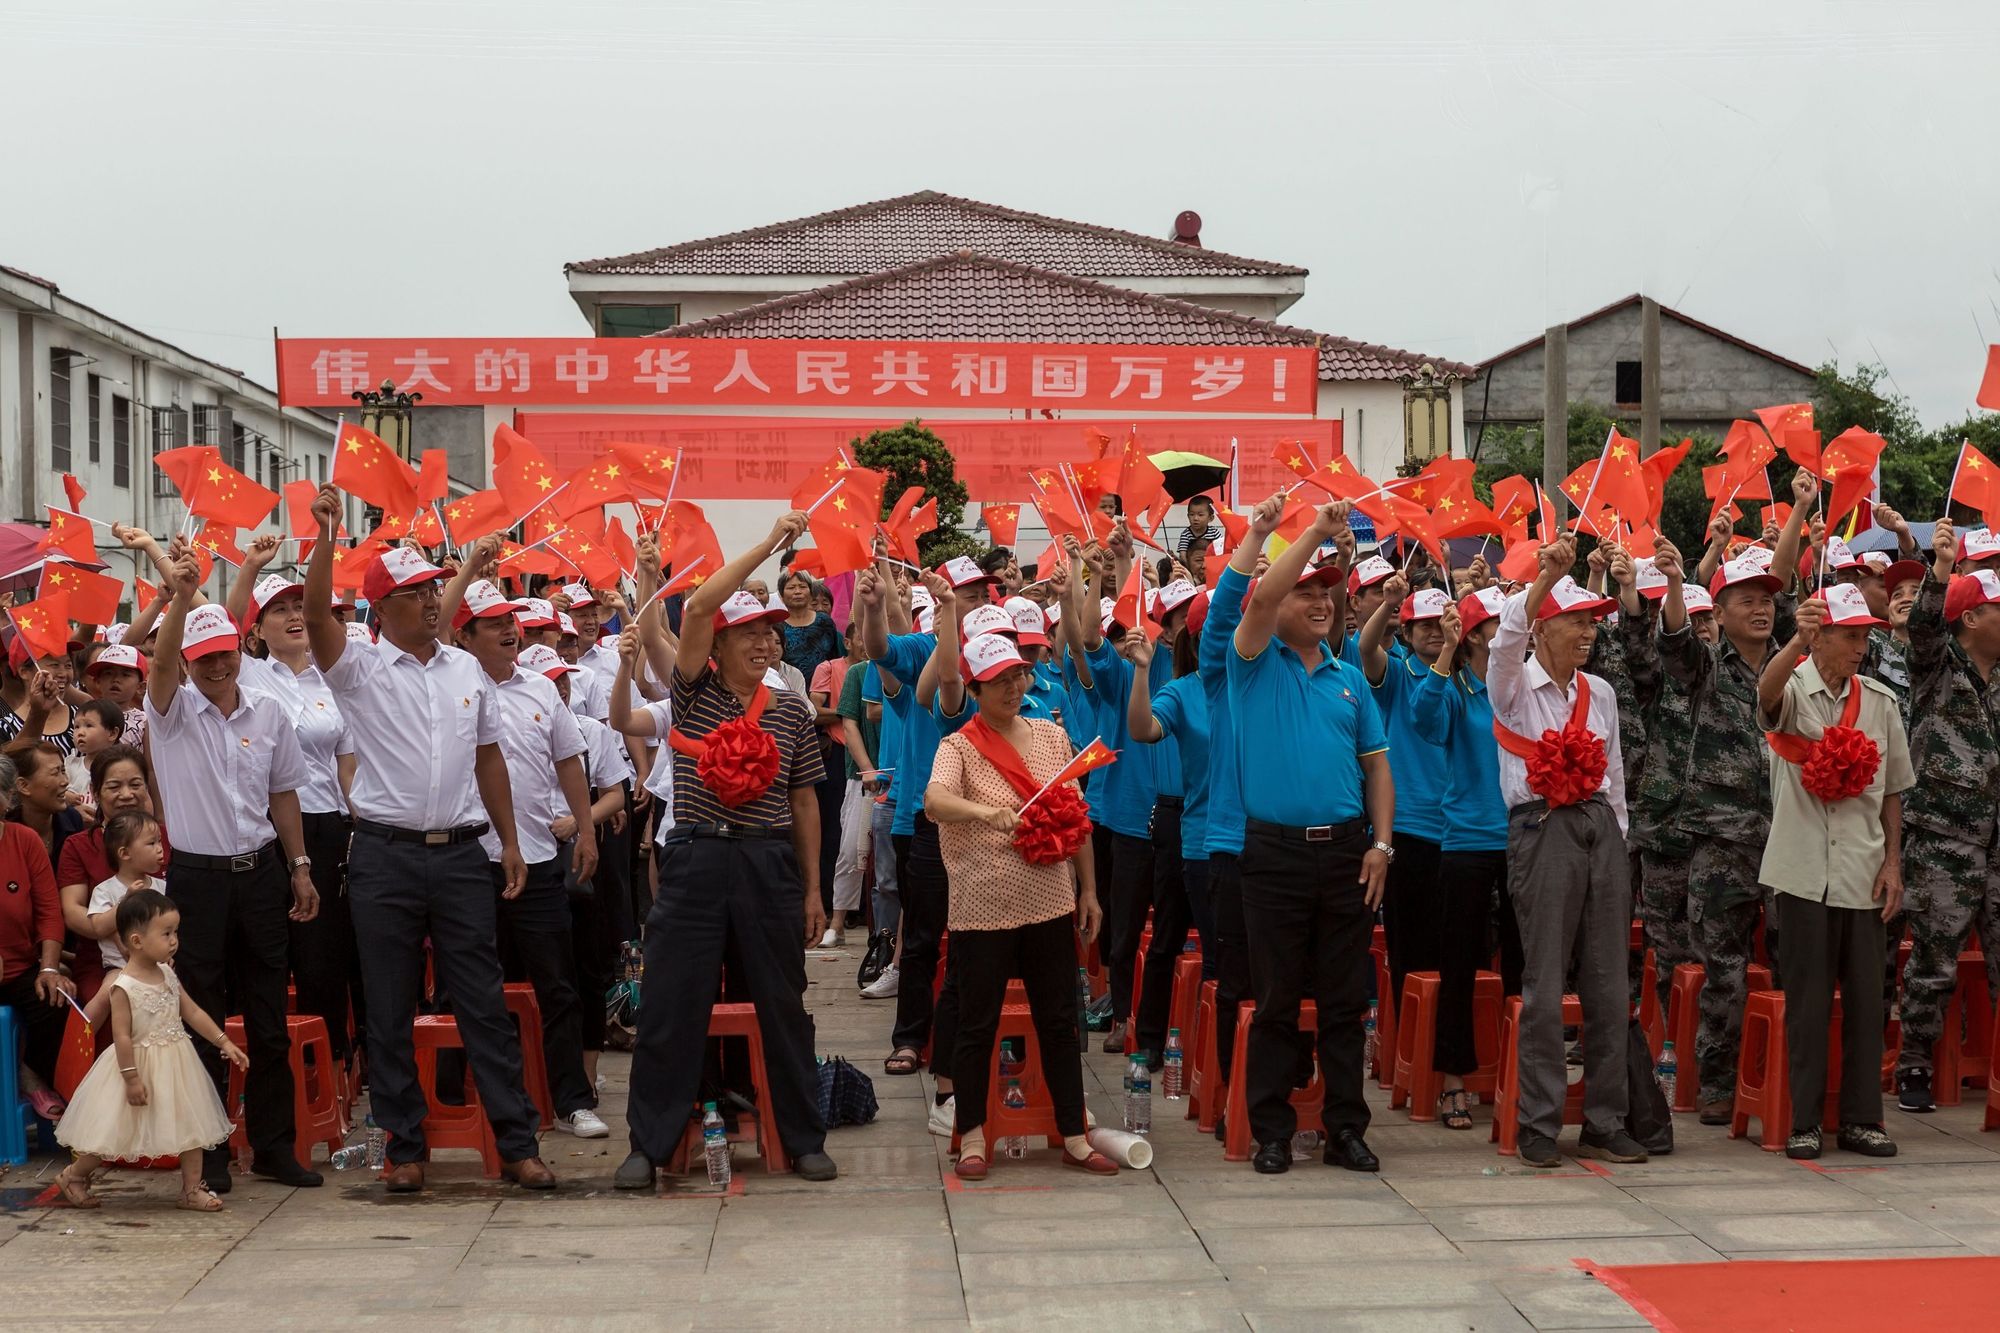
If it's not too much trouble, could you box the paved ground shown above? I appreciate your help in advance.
[6,946,2000,1330]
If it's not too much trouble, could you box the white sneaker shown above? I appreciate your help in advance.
[928,1095,955,1138]
[558,1108,610,1138]
[860,964,900,999]
[818,928,845,948]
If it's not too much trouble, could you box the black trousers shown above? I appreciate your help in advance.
[166,850,296,1163]
[0,969,66,1087]
[1104,831,1155,1023]
[1210,851,1251,1083]
[627,834,826,1164]
[289,811,359,1063]
[814,761,843,917]
[594,784,636,948]
[1381,835,1444,1022]
[889,816,949,1054]
[1436,848,1511,1076]
[1239,821,1373,1145]
[1135,803,1195,1056]
[1776,893,1886,1132]
[569,874,613,1054]
[348,831,540,1165]
[494,855,593,1116]
[952,913,1087,1138]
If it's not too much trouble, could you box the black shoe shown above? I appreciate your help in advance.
[1896,1067,1935,1113]
[1836,1123,1898,1158]
[1213,1113,1227,1143]
[202,1146,232,1195]
[1141,1049,1163,1072]
[793,1151,838,1182]
[613,1151,658,1190]
[1517,1131,1561,1168]
[250,1153,324,1188]
[1575,1128,1648,1164]
[1323,1129,1379,1172]
[1785,1127,1822,1160]
[1251,1140,1291,1174]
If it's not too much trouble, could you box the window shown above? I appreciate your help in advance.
[1614,360,1642,407]
[317,452,327,484]
[112,395,132,488]
[152,406,188,497]
[49,350,73,471]
[230,421,249,474]
[596,304,682,337]
[87,373,102,464]
[192,403,221,447]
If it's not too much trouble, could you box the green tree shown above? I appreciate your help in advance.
[850,420,978,564]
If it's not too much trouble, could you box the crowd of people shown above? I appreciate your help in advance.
[5,462,1999,1206]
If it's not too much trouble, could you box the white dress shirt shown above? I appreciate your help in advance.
[145,680,309,855]
[630,698,678,845]
[242,655,353,815]
[570,641,620,721]
[576,713,634,791]
[324,636,500,832]
[1486,590,1628,834]
[479,668,586,865]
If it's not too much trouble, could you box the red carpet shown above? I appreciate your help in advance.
[1585,1257,2000,1332]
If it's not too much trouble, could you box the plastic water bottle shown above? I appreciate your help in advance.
[364,1115,386,1169]
[1162,1028,1184,1101]
[1001,1135,1027,1160]
[1290,1130,1322,1161]
[998,1040,1024,1078]
[701,1101,730,1188]
[329,1143,370,1170]
[1002,1077,1027,1111]
[1363,1000,1379,1071]
[1656,1040,1678,1107]
[1124,1058,1151,1135]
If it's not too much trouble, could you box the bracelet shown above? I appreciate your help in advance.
[39,966,59,974]
[120,1066,138,1075]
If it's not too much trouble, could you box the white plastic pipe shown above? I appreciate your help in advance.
[1086,1126,1153,1170]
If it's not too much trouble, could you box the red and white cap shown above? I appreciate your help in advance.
[1348,556,1395,594]
[1535,576,1616,621]
[86,643,147,677]
[560,582,600,608]
[361,546,445,602]
[1098,597,1119,633]
[1708,559,1784,597]
[1457,586,1507,633]
[1944,569,2000,623]
[1733,543,1777,573]
[454,579,523,629]
[1184,588,1213,642]
[908,584,937,614]
[1004,596,1049,647]
[250,574,304,619]
[935,556,997,590]
[1682,585,1716,615]
[515,597,557,630]
[1293,560,1344,589]
[1812,583,1887,627]
[558,612,579,638]
[1153,580,1200,618]
[713,590,787,632]
[1400,588,1453,622]
[1632,558,1668,600]
[344,621,376,646]
[962,630,1028,682]
[180,603,242,660]
[517,644,579,678]
[960,604,1016,641]
[1824,536,1868,572]
[1957,528,2000,563]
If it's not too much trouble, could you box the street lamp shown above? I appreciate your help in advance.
[352,377,420,528]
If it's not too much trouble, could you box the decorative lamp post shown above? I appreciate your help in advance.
[352,378,420,528]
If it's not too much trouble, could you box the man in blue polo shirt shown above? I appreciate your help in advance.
[1228,496,1394,1175]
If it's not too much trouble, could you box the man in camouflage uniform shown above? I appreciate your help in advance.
[1891,523,2000,1112]
[1658,538,1792,1125]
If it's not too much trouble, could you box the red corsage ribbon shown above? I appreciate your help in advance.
[1766,679,1879,803]
[1012,782,1094,866]
[1494,674,1607,809]
[669,684,781,807]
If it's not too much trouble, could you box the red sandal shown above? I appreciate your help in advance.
[953,1153,989,1181]
[1061,1149,1118,1176]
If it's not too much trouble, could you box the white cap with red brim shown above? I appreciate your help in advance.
[361,546,445,603]
[560,582,600,607]
[1945,569,2000,622]
[962,631,1028,682]
[1154,580,1200,617]
[1457,586,1507,633]
[1708,560,1784,597]
[960,604,1016,640]
[453,580,523,629]
[515,598,557,630]
[1633,558,1668,600]
[935,556,997,590]
[1813,583,1888,627]
[517,644,579,678]
[713,591,788,632]
[1958,529,2000,562]
[87,643,147,677]
[1400,588,1452,622]
[1535,576,1616,621]
[251,574,304,619]
[180,604,242,660]
[1682,586,1716,614]
[1348,557,1394,593]
[1004,596,1049,646]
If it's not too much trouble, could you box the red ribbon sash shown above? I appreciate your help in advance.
[960,714,1042,805]
[960,714,1093,866]
[1766,676,1880,803]
[1492,673,1609,808]
[668,683,781,807]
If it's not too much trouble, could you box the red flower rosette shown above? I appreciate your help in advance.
[1013,783,1093,866]
[1524,721,1608,809]
[1798,725,1879,803]
[695,715,781,807]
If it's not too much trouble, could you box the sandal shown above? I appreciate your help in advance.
[179,1185,224,1213]
[27,1088,65,1121]
[1061,1148,1118,1176]
[1438,1088,1473,1131]
[55,1165,100,1209]
[883,1048,922,1076]
[953,1152,989,1181]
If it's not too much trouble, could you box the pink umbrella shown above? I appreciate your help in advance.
[0,521,110,597]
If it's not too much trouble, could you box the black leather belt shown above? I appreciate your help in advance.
[663,823,790,843]
[1246,817,1366,844]
[1154,797,1185,811]
[173,842,278,874]
[353,817,490,847]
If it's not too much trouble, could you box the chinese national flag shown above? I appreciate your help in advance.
[657,501,725,589]
[1641,437,1692,524]
[1821,427,1886,525]
[39,507,97,562]
[605,440,681,500]
[1949,440,2000,530]
[330,541,385,593]
[442,489,516,544]
[333,420,419,519]
[1719,418,1778,472]
[416,449,452,508]
[1703,460,1770,526]
[806,478,878,581]
[153,445,221,504]
[192,519,245,567]
[8,592,73,662]
[412,508,446,548]
[1115,433,1166,522]
[1112,557,1158,643]
[1405,457,1478,515]
[557,446,651,517]
[1376,493,1447,567]
[981,503,1019,548]
[1570,429,1652,528]
[1302,453,1379,507]
[491,422,560,517]
[642,555,712,613]
[1499,538,1541,583]
[135,575,161,609]
[1489,475,1537,543]
[52,1007,98,1101]
[1979,346,2000,411]
[1273,438,1321,481]
[880,487,935,566]
[1274,493,1320,545]
[552,527,621,588]
[1435,495,1505,541]
[1755,401,1814,450]
[192,456,279,529]
[39,562,122,625]
[1033,738,1119,802]
[61,474,87,514]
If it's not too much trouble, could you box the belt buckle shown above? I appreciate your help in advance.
[1305,825,1333,843]
[425,830,450,847]
[230,853,258,873]
[717,823,742,840]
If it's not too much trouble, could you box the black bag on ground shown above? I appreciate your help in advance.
[857,929,895,988]
[817,1056,879,1127]
[1626,1017,1673,1155]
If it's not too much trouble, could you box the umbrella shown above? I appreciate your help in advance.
[0,522,109,595]
[1148,451,1231,503]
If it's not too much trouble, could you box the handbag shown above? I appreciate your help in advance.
[857,928,895,989]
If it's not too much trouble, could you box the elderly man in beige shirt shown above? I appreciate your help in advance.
[1755,583,1914,1162]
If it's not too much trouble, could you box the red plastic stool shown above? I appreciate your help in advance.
[1491,994,1587,1156]
[1370,933,1398,1089]
[410,1015,502,1177]
[1390,971,1502,1120]
[1221,1000,1325,1162]
[1664,961,1771,1112]
[1982,994,2000,1131]
[949,981,1065,1157]
[1961,949,1992,1091]
[1730,989,1844,1151]
[668,1002,791,1174]
[1637,950,1662,1060]
[1126,926,1155,1032]
[1186,980,1222,1131]
[1167,953,1203,1052]
[223,1014,345,1168]
[501,983,553,1131]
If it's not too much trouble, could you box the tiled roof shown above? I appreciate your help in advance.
[656,254,1467,382]
[567,190,1307,279]
[1477,293,1815,377]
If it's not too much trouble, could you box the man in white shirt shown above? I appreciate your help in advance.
[148,547,322,1196]
[303,488,557,1193]
[1488,535,1642,1169]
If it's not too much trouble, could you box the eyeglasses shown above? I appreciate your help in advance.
[385,583,443,602]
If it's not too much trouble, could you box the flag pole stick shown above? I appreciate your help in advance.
[1018,735,1106,815]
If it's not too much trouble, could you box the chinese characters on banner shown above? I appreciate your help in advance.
[512,414,1342,503]
[275,338,1318,415]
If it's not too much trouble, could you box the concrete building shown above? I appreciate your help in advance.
[1463,293,1817,454]
[0,265,344,597]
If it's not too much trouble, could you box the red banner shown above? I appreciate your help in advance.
[511,414,1339,503]
[276,338,1317,415]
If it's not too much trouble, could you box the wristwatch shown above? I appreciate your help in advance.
[1371,841,1396,861]
[290,855,313,871]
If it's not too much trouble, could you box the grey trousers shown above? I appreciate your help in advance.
[1775,893,1886,1132]
[1506,795,1631,1142]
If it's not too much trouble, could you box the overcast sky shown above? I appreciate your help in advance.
[7,0,1998,423]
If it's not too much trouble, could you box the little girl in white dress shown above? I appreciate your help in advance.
[55,888,247,1212]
